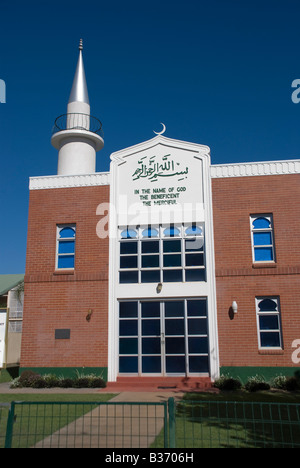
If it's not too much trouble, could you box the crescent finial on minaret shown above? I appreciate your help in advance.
[79,39,83,51]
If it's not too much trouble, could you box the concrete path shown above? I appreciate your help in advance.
[33,392,183,449]
[0,383,184,448]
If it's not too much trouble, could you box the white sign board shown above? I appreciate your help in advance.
[115,141,206,226]
[0,309,7,368]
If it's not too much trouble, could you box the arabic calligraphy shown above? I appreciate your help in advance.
[132,154,189,182]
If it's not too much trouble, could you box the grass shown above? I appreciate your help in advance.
[153,390,300,449]
[182,389,300,403]
[2,388,300,449]
[0,394,116,448]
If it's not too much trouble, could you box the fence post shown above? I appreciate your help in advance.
[5,401,15,448]
[168,397,176,448]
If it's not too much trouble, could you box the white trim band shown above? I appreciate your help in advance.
[211,159,300,178]
[29,172,110,190]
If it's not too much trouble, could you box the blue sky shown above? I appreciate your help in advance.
[0,0,300,274]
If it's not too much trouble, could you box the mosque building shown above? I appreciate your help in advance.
[20,41,300,388]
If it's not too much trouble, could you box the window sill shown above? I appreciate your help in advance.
[258,349,284,355]
[252,263,277,269]
[53,270,75,276]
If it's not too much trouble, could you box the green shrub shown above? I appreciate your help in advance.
[43,374,60,388]
[214,375,242,391]
[58,378,74,388]
[73,377,90,388]
[10,370,106,389]
[272,375,288,390]
[244,375,270,392]
[89,377,106,388]
[32,378,48,389]
[19,370,41,387]
[285,377,300,392]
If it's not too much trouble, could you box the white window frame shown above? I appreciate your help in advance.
[255,297,282,350]
[56,224,76,271]
[118,224,206,284]
[250,214,275,264]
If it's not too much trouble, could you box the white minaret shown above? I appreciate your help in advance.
[51,40,104,175]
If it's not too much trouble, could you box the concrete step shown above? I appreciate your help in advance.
[102,376,213,392]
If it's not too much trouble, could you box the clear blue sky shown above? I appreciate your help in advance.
[1,0,300,274]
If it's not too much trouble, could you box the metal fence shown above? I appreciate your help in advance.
[1,401,168,449]
[175,400,300,448]
[1,399,300,449]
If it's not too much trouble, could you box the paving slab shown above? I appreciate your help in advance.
[33,392,183,448]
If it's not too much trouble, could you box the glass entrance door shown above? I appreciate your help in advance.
[119,299,209,376]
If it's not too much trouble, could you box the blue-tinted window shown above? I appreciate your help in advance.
[187,300,207,317]
[121,229,137,239]
[142,319,160,336]
[119,320,138,336]
[120,242,138,255]
[185,269,206,282]
[142,356,161,373]
[251,215,275,263]
[142,302,160,317]
[189,356,209,373]
[119,271,139,283]
[142,241,159,253]
[260,332,281,348]
[165,301,184,317]
[142,338,161,354]
[59,227,75,239]
[166,337,185,354]
[254,247,274,262]
[119,356,138,373]
[258,298,277,312]
[163,254,181,267]
[253,232,272,246]
[256,297,282,349]
[120,256,138,269]
[141,270,160,283]
[57,225,76,270]
[163,240,181,253]
[166,356,186,373]
[163,269,183,282]
[119,224,206,284]
[142,255,159,268]
[119,338,138,355]
[185,226,203,236]
[142,227,159,238]
[57,255,75,270]
[58,241,75,255]
[120,302,138,318]
[252,218,271,230]
[163,226,180,237]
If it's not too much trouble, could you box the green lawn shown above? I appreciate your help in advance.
[0,394,116,448]
[2,390,300,449]
[153,390,300,449]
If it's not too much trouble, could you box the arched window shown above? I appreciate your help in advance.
[141,227,159,238]
[57,225,76,270]
[121,228,138,239]
[256,297,282,349]
[252,217,271,230]
[250,215,275,263]
[185,225,203,236]
[163,226,180,237]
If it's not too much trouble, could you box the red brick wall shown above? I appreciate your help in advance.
[21,185,110,369]
[21,173,300,373]
[212,174,300,369]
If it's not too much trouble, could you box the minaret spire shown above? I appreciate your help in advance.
[68,38,90,107]
[51,40,104,176]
